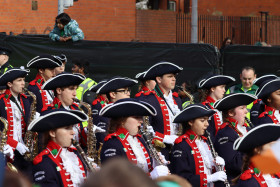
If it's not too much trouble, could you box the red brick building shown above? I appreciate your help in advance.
[1,0,280,46]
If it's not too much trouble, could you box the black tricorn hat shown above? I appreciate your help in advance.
[42,72,85,90]
[27,54,63,69]
[99,98,157,118]
[0,68,29,86]
[198,75,235,89]
[89,79,108,93]
[214,93,257,111]
[233,123,280,152]
[253,74,278,87]
[256,79,280,99]
[173,104,215,123]
[28,109,88,132]
[142,62,183,80]
[96,76,138,94]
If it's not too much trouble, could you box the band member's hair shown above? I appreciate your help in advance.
[108,117,128,134]
[198,88,210,102]
[4,169,32,187]
[82,158,158,187]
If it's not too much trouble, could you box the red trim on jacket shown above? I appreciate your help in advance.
[221,117,248,137]
[176,129,208,187]
[2,89,27,149]
[202,96,222,134]
[240,164,267,187]
[92,95,108,108]
[259,105,279,124]
[104,128,152,172]
[29,74,48,111]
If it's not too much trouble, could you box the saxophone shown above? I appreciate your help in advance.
[0,117,18,172]
[206,130,230,187]
[73,98,99,165]
[72,139,96,172]
[23,88,38,161]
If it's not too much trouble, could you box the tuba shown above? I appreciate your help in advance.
[23,88,38,161]
[73,98,99,165]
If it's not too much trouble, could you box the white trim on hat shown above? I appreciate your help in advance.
[96,77,138,94]
[143,62,183,78]
[253,74,278,85]
[41,73,85,90]
[213,93,257,109]
[173,104,213,121]
[256,79,280,97]
[0,68,30,79]
[135,71,146,79]
[28,110,88,131]
[198,75,235,88]
[27,56,62,68]
[233,123,277,150]
[89,80,107,91]
[99,100,157,117]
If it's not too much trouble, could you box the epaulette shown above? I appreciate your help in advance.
[135,91,144,98]
[172,92,179,98]
[104,133,118,141]
[0,93,5,99]
[253,99,261,104]
[219,123,228,130]
[240,169,253,180]
[33,149,50,165]
[28,79,37,86]
[175,135,187,144]
[92,98,100,106]
[72,103,79,108]
[258,111,267,118]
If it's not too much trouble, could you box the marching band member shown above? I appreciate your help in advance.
[41,72,104,148]
[213,93,257,185]
[233,124,280,186]
[135,71,156,96]
[255,79,280,125]
[198,74,235,142]
[136,62,183,160]
[0,68,31,175]
[30,109,89,187]
[92,76,138,149]
[170,104,227,187]
[100,98,169,179]
[250,74,278,126]
[27,54,62,113]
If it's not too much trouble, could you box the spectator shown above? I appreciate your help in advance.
[49,13,84,42]
[220,37,233,54]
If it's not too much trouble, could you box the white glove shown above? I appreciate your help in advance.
[147,126,155,136]
[207,171,227,183]
[16,142,29,155]
[163,135,178,145]
[150,165,169,179]
[93,125,106,133]
[3,144,14,160]
[34,112,40,120]
[152,152,169,167]
[87,157,100,171]
[215,156,225,167]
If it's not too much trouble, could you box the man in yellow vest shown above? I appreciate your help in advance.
[72,59,97,103]
[226,66,258,119]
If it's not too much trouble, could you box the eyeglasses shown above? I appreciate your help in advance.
[114,88,131,94]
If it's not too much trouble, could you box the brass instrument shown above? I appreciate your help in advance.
[72,139,96,172]
[176,85,194,104]
[139,128,167,166]
[23,88,38,161]
[0,117,18,173]
[206,130,230,187]
[73,98,99,165]
[143,116,165,150]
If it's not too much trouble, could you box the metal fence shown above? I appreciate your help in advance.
[176,14,280,48]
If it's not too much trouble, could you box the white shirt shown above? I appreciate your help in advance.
[164,91,181,135]
[196,138,214,187]
[236,124,248,136]
[10,97,24,143]
[64,105,80,142]
[263,174,280,187]
[45,90,54,104]
[274,110,280,123]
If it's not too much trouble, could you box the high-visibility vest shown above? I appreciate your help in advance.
[76,78,97,102]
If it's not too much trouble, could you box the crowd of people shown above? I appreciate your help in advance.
[0,42,280,187]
